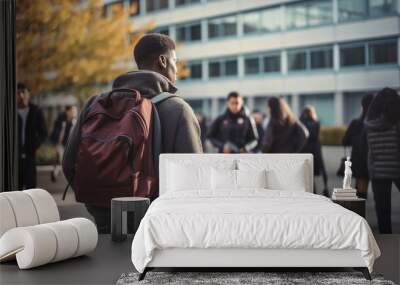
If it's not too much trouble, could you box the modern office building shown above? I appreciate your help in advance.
[104,0,400,125]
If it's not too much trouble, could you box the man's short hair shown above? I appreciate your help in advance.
[227,91,240,100]
[17,82,28,91]
[134,33,176,68]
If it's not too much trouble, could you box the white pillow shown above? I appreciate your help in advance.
[266,164,307,191]
[237,159,308,192]
[167,162,211,191]
[236,169,267,189]
[211,168,237,190]
[166,159,236,193]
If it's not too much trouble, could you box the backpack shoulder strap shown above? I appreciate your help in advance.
[151,92,177,104]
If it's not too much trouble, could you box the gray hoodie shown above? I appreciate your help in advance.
[62,70,202,187]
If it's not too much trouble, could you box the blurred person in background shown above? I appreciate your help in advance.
[207,91,258,153]
[251,109,265,153]
[195,112,208,151]
[365,88,400,234]
[262,97,308,153]
[342,93,374,199]
[17,82,48,189]
[50,105,78,182]
[300,105,328,196]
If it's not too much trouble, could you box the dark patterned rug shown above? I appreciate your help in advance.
[116,271,396,285]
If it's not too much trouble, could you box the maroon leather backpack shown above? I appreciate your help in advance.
[72,88,171,207]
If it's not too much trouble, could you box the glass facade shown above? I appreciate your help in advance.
[245,57,260,75]
[288,50,307,71]
[146,0,168,12]
[181,62,202,81]
[176,22,201,42]
[261,7,282,33]
[340,39,398,67]
[286,0,332,29]
[338,0,368,21]
[369,39,398,65]
[310,47,333,69]
[263,54,281,73]
[369,0,398,17]
[244,53,281,76]
[209,58,238,78]
[208,16,237,39]
[243,12,261,34]
[175,0,201,7]
[300,94,335,125]
[343,92,365,124]
[340,43,366,67]
[243,7,282,35]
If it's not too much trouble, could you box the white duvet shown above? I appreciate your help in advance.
[131,190,380,273]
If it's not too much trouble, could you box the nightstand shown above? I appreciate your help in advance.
[111,197,150,242]
[331,198,366,218]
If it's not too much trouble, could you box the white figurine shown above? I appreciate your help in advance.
[343,157,353,190]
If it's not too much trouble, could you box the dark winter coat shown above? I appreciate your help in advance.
[50,113,75,147]
[262,119,309,153]
[207,108,258,153]
[365,117,400,179]
[301,119,324,176]
[18,103,47,158]
[342,118,369,179]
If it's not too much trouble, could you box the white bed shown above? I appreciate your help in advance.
[131,154,380,280]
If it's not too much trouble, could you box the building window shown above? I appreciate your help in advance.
[154,27,169,36]
[369,39,398,65]
[209,58,238,78]
[243,12,260,35]
[176,22,201,42]
[340,44,366,67]
[244,57,260,75]
[176,0,201,7]
[338,0,368,21]
[300,94,335,125]
[369,0,397,17]
[260,7,282,33]
[209,62,221,78]
[263,54,281,73]
[146,0,168,13]
[288,50,307,71]
[181,62,202,81]
[243,6,281,35]
[224,59,238,76]
[310,47,333,69]
[244,53,281,76]
[190,63,203,79]
[286,0,332,30]
[208,16,237,39]
[129,0,140,16]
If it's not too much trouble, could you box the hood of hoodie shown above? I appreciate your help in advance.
[112,70,178,98]
[365,116,397,131]
[225,106,250,119]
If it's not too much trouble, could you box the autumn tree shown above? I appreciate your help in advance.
[16,0,152,101]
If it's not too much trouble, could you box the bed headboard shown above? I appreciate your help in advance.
[159,154,314,195]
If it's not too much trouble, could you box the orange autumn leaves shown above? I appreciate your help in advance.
[16,0,149,100]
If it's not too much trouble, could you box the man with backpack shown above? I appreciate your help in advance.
[62,33,202,233]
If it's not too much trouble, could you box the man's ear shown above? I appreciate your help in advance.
[158,55,167,69]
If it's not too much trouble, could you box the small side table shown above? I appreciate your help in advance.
[331,198,366,218]
[111,197,150,242]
